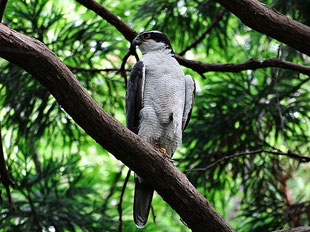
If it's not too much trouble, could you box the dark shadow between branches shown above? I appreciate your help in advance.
[0,123,16,210]
[118,169,131,232]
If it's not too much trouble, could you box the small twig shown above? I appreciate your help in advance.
[185,149,310,172]
[178,10,226,56]
[151,205,157,224]
[19,187,42,230]
[118,43,139,88]
[102,165,125,212]
[118,51,130,87]
[117,169,131,232]
[274,70,290,150]
[0,123,15,210]
[32,151,42,173]
[68,66,131,73]
[198,72,206,79]
[279,76,310,101]
[0,0,8,23]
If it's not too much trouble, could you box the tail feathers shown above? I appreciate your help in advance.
[133,174,154,228]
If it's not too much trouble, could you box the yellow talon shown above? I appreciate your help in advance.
[159,147,167,154]
[154,146,171,159]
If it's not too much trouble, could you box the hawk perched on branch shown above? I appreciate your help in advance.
[126,31,195,228]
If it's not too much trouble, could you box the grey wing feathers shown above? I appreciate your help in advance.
[126,61,153,228]
[125,61,145,134]
[182,75,195,131]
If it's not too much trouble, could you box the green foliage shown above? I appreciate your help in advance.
[0,0,309,231]
[1,152,115,231]
[179,68,309,230]
[134,0,229,53]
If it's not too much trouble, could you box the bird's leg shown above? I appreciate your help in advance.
[154,145,173,162]
[154,145,168,156]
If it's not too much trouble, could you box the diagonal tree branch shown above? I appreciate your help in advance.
[214,0,310,57]
[178,10,226,56]
[0,23,235,232]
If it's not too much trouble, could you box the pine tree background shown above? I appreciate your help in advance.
[0,0,309,231]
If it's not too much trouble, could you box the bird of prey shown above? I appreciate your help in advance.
[125,31,195,228]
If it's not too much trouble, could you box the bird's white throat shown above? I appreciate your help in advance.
[138,39,173,56]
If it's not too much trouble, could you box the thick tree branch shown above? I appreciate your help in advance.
[214,0,310,57]
[178,10,226,56]
[0,24,234,232]
[175,56,310,76]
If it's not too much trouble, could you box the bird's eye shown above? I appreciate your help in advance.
[144,33,151,39]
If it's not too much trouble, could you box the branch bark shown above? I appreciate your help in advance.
[175,56,310,76]
[273,226,310,232]
[214,0,310,57]
[0,23,234,232]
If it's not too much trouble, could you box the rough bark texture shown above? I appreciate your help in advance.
[0,23,235,232]
[214,0,310,56]
[175,55,310,76]
[273,226,310,232]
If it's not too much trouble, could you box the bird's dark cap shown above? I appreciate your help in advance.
[133,31,174,53]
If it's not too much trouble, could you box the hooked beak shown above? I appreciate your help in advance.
[132,37,141,46]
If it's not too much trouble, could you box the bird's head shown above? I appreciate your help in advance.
[133,31,174,55]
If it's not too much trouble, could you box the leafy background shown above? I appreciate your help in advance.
[0,0,309,231]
